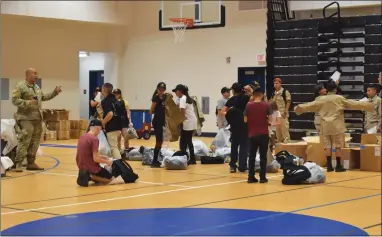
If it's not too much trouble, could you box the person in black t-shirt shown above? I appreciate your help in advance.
[149,82,167,168]
[220,82,252,173]
[101,83,122,159]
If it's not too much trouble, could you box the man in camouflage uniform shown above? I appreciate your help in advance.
[12,68,62,172]
[270,78,291,143]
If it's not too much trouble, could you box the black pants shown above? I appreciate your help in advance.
[92,167,113,179]
[229,131,248,169]
[248,134,269,179]
[153,122,164,163]
[179,129,195,160]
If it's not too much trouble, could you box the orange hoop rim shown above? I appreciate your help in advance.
[169,18,194,27]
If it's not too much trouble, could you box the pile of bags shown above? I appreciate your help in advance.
[275,150,326,185]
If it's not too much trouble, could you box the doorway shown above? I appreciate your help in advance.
[238,67,266,92]
[89,70,104,118]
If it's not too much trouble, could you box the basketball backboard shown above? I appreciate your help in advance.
[159,0,225,31]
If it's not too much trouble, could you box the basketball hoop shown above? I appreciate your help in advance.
[169,18,194,43]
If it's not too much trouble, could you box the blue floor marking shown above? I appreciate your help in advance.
[1,208,368,236]
[2,156,60,180]
[40,144,77,148]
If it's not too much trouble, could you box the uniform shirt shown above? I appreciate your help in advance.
[216,97,228,127]
[101,94,122,133]
[314,95,324,126]
[76,133,101,174]
[365,95,381,130]
[295,92,374,136]
[178,95,197,131]
[244,101,272,137]
[12,80,58,121]
[271,87,291,115]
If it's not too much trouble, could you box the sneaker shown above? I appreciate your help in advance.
[260,178,268,183]
[150,161,162,168]
[188,159,196,165]
[77,170,90,187]
[230,167,237,173]
[247,177,258,183]
[327,167,335,172]
[335,165,346,172]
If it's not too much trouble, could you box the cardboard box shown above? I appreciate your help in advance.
[332,148,361,170]
[306,142,326,166]
[57,131,70,140]
[79,129,86,137]
[79,119,88,130]
[70,129,80,139]
[275,142,307,159]
[70,120,79,129]
[361,134,381,145]
[47,120,70,131]
[46,131,57,141]
[43,109,69,121]
[360,145,381,172]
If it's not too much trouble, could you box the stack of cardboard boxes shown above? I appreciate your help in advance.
[70,120,88,139]
[43,109,70,140]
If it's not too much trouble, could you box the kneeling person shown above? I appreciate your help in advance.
[76,120,114,187]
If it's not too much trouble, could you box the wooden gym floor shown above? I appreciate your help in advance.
[1,137,381,236]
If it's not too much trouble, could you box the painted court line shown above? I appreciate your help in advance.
[25,171,194,188]
[1,175,282,215]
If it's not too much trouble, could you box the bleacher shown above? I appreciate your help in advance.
[266,0,382,142]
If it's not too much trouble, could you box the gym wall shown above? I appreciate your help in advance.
[121,1,267,133]
[1,14,126,120]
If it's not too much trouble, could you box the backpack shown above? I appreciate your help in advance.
[111,159,139,183]
[282,165,311,185]
[271,89,289,104]
[112,99,127,118]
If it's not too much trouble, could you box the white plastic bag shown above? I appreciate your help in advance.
[122,128,138,140]
[266,160,281,173]
[192,139,209,156]
[1,119,18,155]
[1,156,14,170]
[161,148,175,157]
[98,131,111,157]
[142,149,154,166]
[303,162,326,184]
[162,155,188,170]
[215,147,231,158]
[127,148,144,161]
[212,129,231,148]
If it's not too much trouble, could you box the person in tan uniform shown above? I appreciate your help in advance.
[364,85,381,132]
[294,81,373,172]
[313,84,327,134]
[270,78,291,143]
[12,68,62,172]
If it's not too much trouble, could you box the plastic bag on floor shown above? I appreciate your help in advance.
[211,129,231,148]
[142,148,154,166]
[98,131,111,157]
[1,156,14,170]
[1,119,18,155]
[161,148,175,157]
[266,159,281,173]
[162,155,188,170]
[215,147,231,160]
[303,162,326,184]
[192,139,209,156]
[127,148,144,161]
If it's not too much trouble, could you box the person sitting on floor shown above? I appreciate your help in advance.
[76,119,117,187]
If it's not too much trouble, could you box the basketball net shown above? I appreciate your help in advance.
[169,18,193,43]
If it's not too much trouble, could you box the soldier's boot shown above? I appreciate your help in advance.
[14,162,23,172]
[26,163,44,171]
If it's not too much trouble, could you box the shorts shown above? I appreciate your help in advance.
[323,134,345,149]
[92,167,113,179]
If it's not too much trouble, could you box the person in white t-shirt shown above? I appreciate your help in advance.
[172,84,198,165]
[269,101,281,152]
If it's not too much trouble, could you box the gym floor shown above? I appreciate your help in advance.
[1,137,381,236]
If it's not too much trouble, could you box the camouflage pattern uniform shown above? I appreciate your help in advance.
[271,88,291,143]
[12,80,58,172]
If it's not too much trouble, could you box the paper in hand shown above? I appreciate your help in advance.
[330,71,341,82]
[367,126,377,134]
